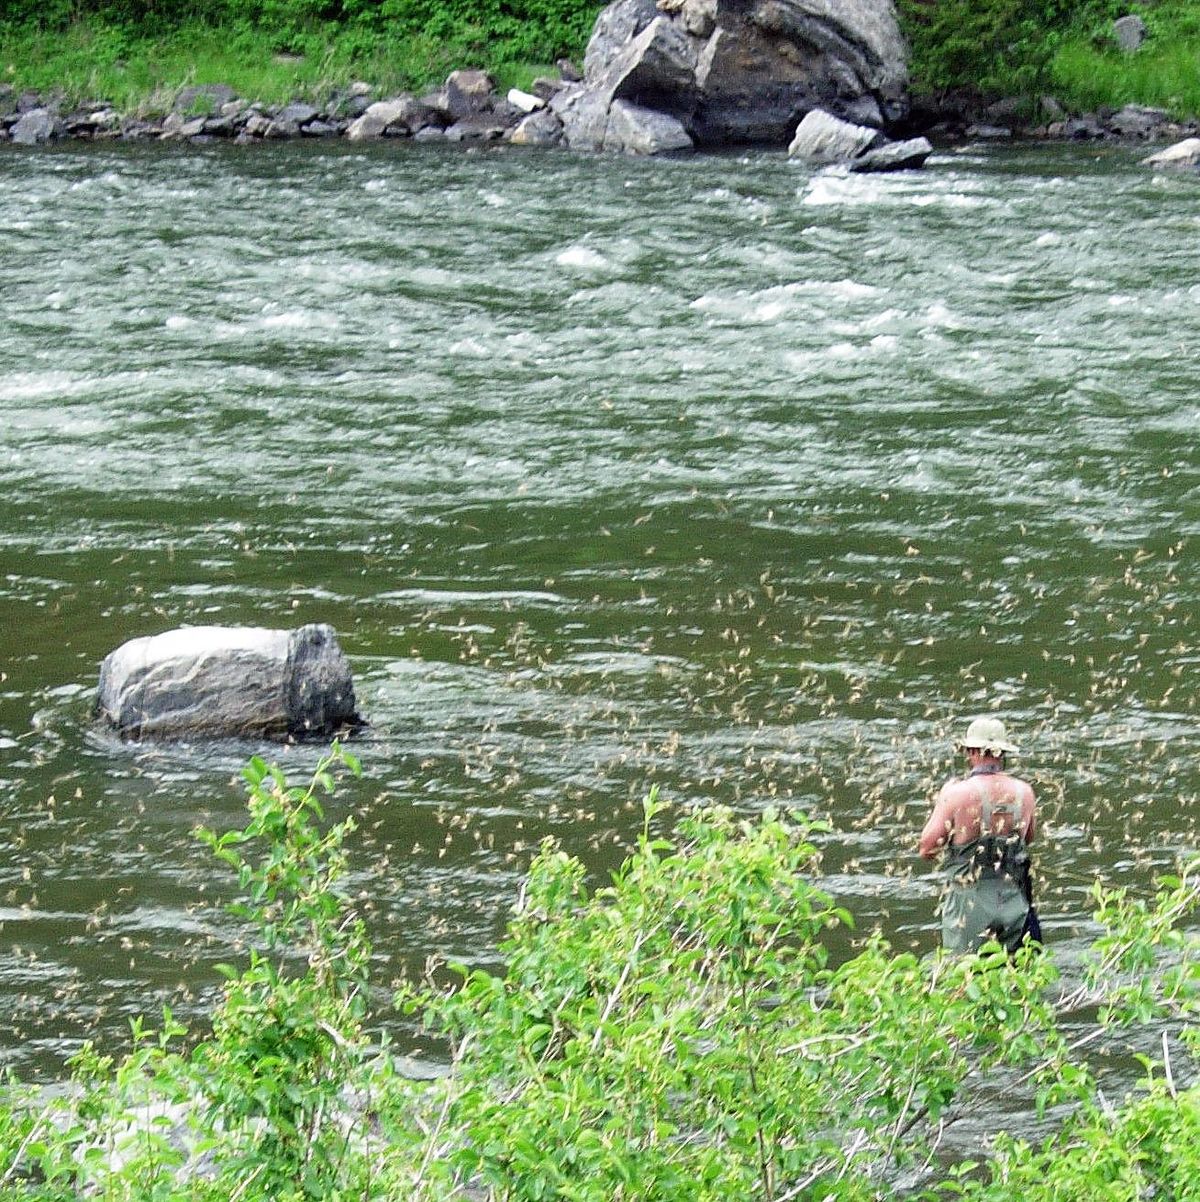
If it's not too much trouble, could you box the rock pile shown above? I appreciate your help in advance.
[0,73,549,148]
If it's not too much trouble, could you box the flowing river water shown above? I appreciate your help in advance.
[0,138,1197,1095]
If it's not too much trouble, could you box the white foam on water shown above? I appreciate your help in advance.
[802,168,986,210]
[555,245,610,271]
[1,372,97,403]
[260,309,340,330]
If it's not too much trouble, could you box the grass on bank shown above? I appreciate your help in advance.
[1050,33,1200,118]
[897,0,1200,121]
[0,19,562,113]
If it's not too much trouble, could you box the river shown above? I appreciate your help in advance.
[0,137,1196,1083]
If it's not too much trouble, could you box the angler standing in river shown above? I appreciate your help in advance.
[919,716,1041,953]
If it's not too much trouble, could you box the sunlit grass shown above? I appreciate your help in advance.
[1051,36,1200,118]
[0,20,561,112]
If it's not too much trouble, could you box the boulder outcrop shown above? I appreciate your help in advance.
[96,624,361,740]
[552,0,908,152]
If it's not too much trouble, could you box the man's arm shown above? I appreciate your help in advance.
[919,788,956,859]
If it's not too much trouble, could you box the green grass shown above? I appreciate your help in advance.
[1050,35,1200,118]
[0,19,567,113]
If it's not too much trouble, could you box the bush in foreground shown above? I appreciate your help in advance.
[0,749,1194,1200]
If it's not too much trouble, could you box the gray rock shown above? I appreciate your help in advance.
[200,116,236,137]
[1113,14,1146,52]
[328,91,372,119]
[849,135,932,171]
[302,120,338,137]
[264,117,299,139]
[1140,137,1200,168]
[1064,114,1106,139]
[276,102,319,126]
[95,624,361,741]
[611,16,700,106]
[11,109,60,145]
[681,0,718,38]
[556,13,699,150]
[604,98,693,152]
[414,125,446,142]
[511,107,565,147]
[1108,103,1170,138]
[569,0,908,149]
[965,123,1012,139]
[444,115,509,142]
[242,114,274,138]
[444,69,497,119]
[787,108,881,162]
[585,0,660,79]
[346,98,414,140]
[551,85,615,151]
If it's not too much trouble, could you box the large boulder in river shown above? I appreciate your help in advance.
[96,624,361,740]
[552,0,908,151]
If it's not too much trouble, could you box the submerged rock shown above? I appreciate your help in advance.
[96,624,361,740]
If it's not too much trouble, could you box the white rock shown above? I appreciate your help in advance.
[1140,137,1200,168]
[788,109,882,163]
[507,88,545,113]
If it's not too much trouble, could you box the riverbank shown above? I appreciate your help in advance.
[5,71,1199,155]
[5,2,1200,153]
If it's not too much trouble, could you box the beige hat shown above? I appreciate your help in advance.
[955,715,1018,756]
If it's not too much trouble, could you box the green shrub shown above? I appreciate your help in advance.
[0,754,1194,1201]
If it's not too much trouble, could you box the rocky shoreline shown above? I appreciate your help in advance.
[5,72,1198,157]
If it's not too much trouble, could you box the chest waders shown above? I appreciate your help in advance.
[940,781,1034,954]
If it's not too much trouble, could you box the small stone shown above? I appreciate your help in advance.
[1112,14,1147,52]
[965,124,1012,139]
[507,88,545,114]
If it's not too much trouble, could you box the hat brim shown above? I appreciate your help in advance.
[954,738,1018,755]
